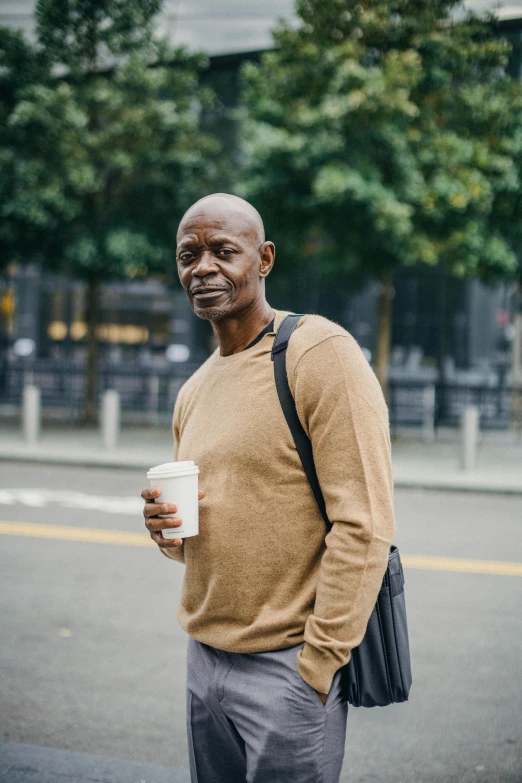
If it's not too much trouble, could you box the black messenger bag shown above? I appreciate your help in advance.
[272,314,412,708]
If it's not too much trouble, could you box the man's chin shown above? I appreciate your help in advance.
[193,302,235,321]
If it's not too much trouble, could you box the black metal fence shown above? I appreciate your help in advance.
[2,359,522,431]
[388,380,522,434]
[0,359,199,423]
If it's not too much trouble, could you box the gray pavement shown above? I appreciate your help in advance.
[1,423,522,493]
[0,461,521,782]
[0,741,186,783]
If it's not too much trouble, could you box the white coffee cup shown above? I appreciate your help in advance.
[147,461,200,539]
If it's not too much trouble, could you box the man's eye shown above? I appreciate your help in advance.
[179,253,195,263]
[218,249,234,257]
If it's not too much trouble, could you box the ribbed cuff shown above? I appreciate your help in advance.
[297,643,341,695]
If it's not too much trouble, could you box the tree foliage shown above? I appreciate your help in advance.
[0,0,221,420]
[1,0,220,280]
[36,0,162,71]
[240,0,522,389]
[241,0,522,281]
[0,27,53,268]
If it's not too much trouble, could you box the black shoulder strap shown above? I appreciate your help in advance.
[271,314,331,531]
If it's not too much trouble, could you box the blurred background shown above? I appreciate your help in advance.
[1,0,522,436]
[0,2,521,782]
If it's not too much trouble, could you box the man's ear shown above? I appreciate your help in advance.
[259,242,275,278]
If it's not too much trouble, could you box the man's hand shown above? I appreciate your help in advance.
[314,689,327,706]
[142,486,206,548]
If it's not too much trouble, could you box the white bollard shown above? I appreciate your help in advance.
[422,384,436,443]
[148,376,160,427]
[101,389,120,450]
[23,385,41,444]
[461,405,479,472]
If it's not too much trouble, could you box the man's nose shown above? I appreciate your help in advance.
[193,251,218,277]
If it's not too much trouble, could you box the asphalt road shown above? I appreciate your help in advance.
[0,461,521,783]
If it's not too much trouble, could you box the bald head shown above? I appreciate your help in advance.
[177,193,265,245]
[175,192,275,324]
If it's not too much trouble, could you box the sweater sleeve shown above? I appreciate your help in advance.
[290,334,395,694]
[158,395,185,564]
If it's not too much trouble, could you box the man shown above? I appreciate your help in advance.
[142,193,395,783]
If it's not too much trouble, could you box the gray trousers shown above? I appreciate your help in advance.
[186,637,348,783]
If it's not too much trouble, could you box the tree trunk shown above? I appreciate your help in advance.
[436,268,448,425]
[84,278,100,425]
[512,281,522,436]
[375,268,394,401]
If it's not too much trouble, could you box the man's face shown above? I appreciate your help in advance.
[176,202,273,321]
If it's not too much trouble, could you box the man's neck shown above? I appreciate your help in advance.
[212,300,275,356]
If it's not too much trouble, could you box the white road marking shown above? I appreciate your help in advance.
[0,489,142,515]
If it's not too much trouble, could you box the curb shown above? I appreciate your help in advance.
[2,449,522,494]
[393,477,522,495]
[0,450,153,470]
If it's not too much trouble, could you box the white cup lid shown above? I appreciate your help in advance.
[147,460,198,478]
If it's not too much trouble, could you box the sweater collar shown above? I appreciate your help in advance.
[211,309,292,364]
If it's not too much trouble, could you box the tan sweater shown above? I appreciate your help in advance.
[162,309,395,694]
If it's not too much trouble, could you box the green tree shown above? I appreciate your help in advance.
[1,0,220,421]
[0,28,53,270]
[240,0,522,396]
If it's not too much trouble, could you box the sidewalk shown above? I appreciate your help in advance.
[391,436,522,493]
[1,424,522,493]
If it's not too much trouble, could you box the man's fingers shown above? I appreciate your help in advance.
[150,531,183,548]
[143,502,177,517]
[146,516,182,532]
[141,487,161,501]
[198,489,206,500]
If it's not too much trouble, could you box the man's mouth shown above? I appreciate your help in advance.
[191,287,229,300]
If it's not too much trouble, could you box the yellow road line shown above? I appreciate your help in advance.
[401,554,522,577]
[1,521,522,577]
[0,520,154,547]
